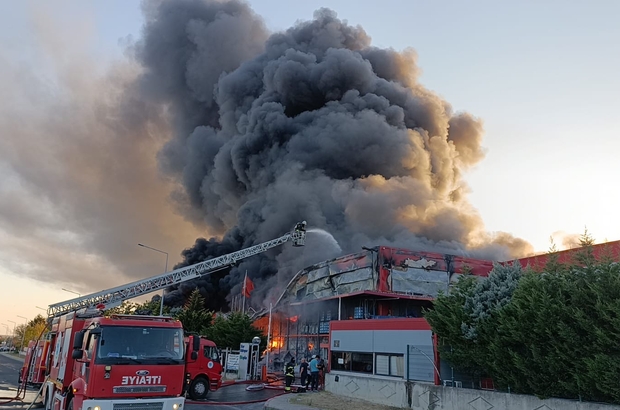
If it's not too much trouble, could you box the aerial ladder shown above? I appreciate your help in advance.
[10,221,306,407]
[46,221,307,318]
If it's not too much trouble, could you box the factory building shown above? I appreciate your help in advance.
[254,240,620,387]
[254,246,495,385]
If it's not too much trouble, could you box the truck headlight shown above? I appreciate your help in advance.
[173,403,182,410]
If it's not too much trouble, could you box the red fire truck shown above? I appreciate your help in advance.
[183,335,222,400]
[22,327,225,402]
[42,312,186,410]
[26,221,306,409]
[19,340,50,387]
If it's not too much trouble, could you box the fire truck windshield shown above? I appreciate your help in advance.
[96,326,184,364]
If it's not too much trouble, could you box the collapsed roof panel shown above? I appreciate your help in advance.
[276,247,495,309]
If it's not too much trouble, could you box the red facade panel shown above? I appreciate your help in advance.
[516,240,620,271]
[378,247,493,276]
[451,256,494,276]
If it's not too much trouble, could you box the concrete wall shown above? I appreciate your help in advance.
[325,372,620,410]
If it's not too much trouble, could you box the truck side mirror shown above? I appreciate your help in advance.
[192,336,200,352]
[72,349,83,360]
[191,352,198,360]
[73,331,85,349]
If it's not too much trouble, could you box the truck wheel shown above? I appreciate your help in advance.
[188,377,209,400]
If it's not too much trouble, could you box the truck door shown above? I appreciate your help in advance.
[79,331,96,384]
[58,330,73,381]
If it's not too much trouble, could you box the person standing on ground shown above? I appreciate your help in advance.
[299,357,309,389]
[285,357,295,392]
[309,355,320,392]
[317,356,325,390]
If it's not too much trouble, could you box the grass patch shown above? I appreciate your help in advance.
[290,391,402,410]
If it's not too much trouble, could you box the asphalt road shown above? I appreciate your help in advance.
[0,353,42,408]
[0,353,267,410]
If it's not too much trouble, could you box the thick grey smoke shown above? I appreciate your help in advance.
[0,0,533,316]
[129,0,532,310]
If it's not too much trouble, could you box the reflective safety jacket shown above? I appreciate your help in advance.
[285,363,295,377]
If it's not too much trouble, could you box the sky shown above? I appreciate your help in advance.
[1,0,619,334]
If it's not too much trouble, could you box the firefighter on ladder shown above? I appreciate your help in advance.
[285,357,295,392]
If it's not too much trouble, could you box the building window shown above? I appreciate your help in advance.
[331,351,350,371]
[331,351,373,374]
[352,353,373,373]
[375,354,404,377]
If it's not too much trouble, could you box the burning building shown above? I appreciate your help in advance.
[254,246,495,383]
[255,240,620,386]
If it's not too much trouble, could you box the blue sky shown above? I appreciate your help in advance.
[1,0,619,328]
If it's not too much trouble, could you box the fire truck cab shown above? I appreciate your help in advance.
[42,311,186,410]
[183,335,222,400]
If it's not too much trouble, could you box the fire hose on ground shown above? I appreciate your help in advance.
[0,325,49,406]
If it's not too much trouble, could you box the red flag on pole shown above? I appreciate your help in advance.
[243,275,255,298]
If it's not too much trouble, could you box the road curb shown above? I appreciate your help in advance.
[0,353,24,362]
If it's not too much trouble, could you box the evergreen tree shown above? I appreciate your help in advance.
[426,262,523,380]
[104,301,139,315]
[574,228,596,266]
[461,261,523,340]
[544,236,566,274]
[489,260,620,403]
[425,275,484,376]
[174,289,214,335]
[133,295,173,316]
[205,312,265,350]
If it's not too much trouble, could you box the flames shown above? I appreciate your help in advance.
[269,338,283,349]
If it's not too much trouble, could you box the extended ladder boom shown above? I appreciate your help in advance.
[47,221,307,318]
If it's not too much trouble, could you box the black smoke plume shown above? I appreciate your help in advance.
[132,0,532,310]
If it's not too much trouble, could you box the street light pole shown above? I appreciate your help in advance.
[7,320,16,350]
[61,288,81,297]
[17,315,28,353]
[138,243,169,316]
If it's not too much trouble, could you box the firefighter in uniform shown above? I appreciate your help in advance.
[285,357,295,392]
